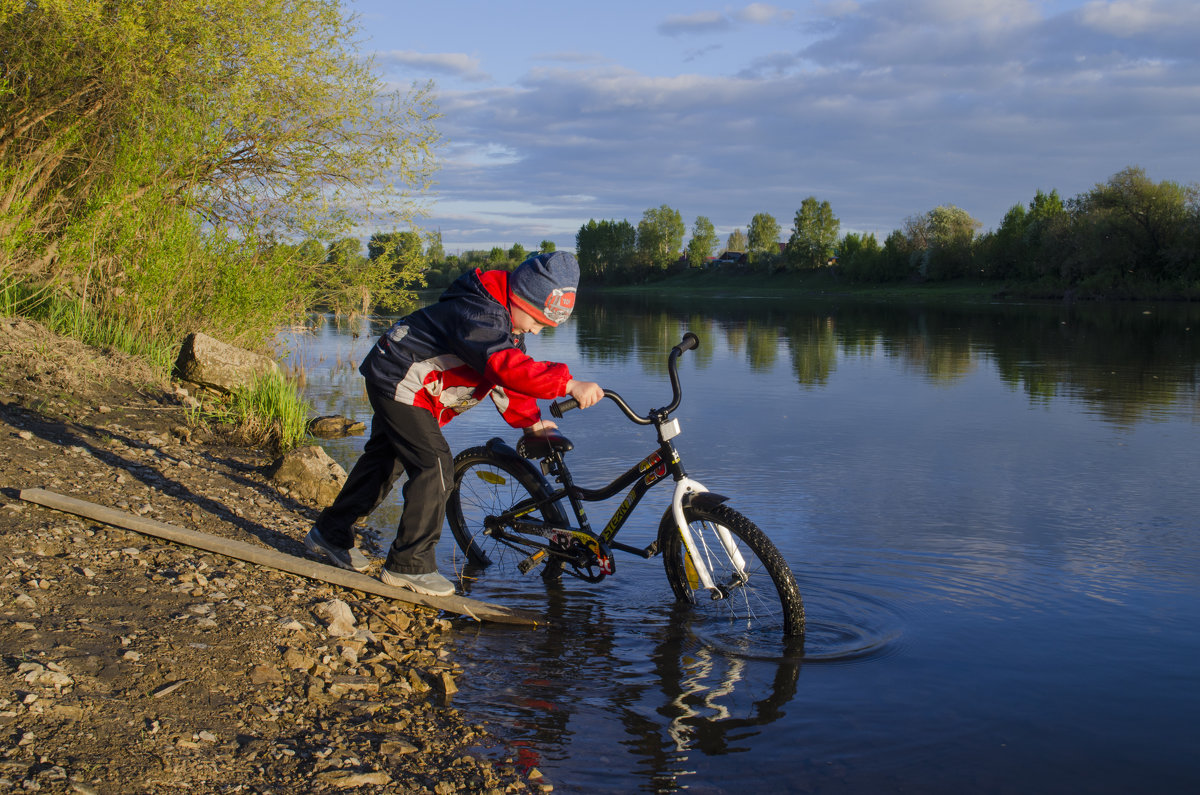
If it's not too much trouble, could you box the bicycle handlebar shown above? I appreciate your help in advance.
[549,333,700,424]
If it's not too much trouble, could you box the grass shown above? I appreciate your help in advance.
[1,269,176,371]
[221,371,313,452]
[4,267,313,452]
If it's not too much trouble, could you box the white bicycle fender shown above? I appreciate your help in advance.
[671,477,717,590]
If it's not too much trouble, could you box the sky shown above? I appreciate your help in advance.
[348,0,1200,254]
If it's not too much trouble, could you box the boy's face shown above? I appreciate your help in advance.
[510,303,547,335]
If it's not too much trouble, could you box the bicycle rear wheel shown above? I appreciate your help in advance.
[447,446,565,574]
[659,503,805,638]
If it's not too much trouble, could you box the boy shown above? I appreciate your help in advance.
[304,251,604,596]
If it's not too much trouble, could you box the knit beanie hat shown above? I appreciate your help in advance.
[508,251,579,327]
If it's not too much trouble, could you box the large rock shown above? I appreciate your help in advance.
[268,445,347,507]
[173,331,278,394]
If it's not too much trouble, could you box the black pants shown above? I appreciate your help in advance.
[315,386,453,574]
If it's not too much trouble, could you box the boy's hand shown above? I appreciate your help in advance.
[566,379,604,409]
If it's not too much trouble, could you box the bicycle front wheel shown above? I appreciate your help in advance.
[659,503,805,638]
[446,447,565,574]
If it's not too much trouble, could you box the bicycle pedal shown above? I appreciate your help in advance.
[518,548,548,574]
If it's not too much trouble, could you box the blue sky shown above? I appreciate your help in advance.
[349,0,1200,254]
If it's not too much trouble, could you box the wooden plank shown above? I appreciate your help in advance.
[18,488,540,627]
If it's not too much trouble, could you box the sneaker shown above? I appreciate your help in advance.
[381,568,455,597]
[304,527,370,572]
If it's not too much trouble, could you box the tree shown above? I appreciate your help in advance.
[686,216,718,268]
[726,228,748,253]
[425,229,446,266]
[636,205,685,271]
[747,212,782,268]
[837,232,883,282]
[0,0,440,333]
[540,240,556,253]
[1067,166,1196,283]
[903,205,981,279]
[366,231,425,306]
[786,197,841,270]
[577,219,637,281]
[509,243,528,264]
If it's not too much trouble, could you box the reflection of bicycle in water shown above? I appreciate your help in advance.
[447,333,805,639]
[454,592,803,792]
[650,604,803,762]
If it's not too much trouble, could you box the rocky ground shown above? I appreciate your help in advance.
[0,317,548,794]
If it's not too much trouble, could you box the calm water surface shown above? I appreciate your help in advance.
[283,295,1200,794]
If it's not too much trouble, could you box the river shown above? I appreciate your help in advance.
[282,293,1200,794]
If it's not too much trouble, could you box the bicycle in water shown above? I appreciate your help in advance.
[446,333,805,639]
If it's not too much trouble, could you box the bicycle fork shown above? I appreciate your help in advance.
[671,477,748,596]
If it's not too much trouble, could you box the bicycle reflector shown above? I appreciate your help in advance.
[476,471,508,485]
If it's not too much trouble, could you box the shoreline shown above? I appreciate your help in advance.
[0,316,547,794]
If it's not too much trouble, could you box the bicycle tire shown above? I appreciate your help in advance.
[659,503,805,638]
[446,446,567,572]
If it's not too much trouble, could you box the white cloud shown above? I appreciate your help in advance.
[1077,0,1200,37]
[658,11,731,36]
[397,0,1199,250]
[735,3,797,25]
[377,51,491,82]
[658,3,795,36]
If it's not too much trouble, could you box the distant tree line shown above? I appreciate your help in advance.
[573,166,1200,299]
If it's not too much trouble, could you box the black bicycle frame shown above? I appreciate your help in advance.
[505,436,685,563]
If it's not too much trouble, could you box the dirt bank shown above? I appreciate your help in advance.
[0,317,548,794]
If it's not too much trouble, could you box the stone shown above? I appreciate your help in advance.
[249,664,285,685]
[172,331,279,394]
[317,771,392,788]
[282,647,316,672]
[380,739,419,756]
[267,446,346,507]
[308,415,367,438]
[313,599,357,639]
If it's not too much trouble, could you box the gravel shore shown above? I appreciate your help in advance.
[0,316,547,794]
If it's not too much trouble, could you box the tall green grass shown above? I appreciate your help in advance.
[3,265,314,452]
[223,371,314,452]
[1,267,175,372]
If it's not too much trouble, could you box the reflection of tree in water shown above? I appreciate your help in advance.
[573,295,1200,426]
[782,315,838,387]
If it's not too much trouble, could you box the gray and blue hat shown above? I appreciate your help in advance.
[508,251,579,327]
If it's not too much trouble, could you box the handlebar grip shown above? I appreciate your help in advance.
[549,397,579,418]
[674,332,700,354]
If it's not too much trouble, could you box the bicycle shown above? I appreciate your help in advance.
[446,333,805,639]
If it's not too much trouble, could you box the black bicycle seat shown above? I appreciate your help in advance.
[517,429,574,458]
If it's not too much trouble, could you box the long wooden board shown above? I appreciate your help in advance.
[18,488,539,627]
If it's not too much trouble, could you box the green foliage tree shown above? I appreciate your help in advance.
[636,205,685,271]
[0,0,440,340]
[577,219,637,281]
[903,205,981,280]
[509,243,528,264]
[786,197,841,270]
[540,240,556,253]
[836,232,883,282]
[686,216,718,268]
[726,228,748,253]
[747,212,782,269]
[365,231,425,306]
[1064,166,1197,287]
[425,229,446,267]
